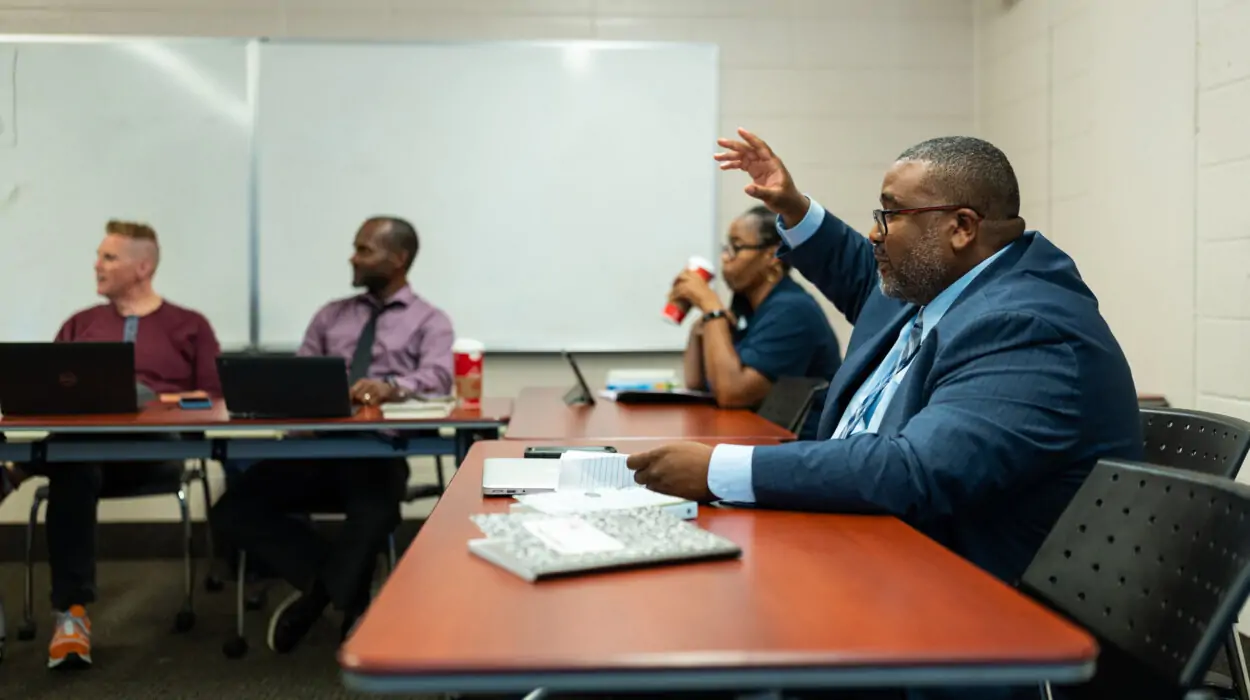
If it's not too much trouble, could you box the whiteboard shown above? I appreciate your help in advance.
[256,41,718,351]
[0,39,252,346]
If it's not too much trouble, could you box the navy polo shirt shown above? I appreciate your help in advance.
[725,276,842,439]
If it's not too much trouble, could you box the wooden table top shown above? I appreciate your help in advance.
[503,387,795,442]
[0,397,513,432]
[339,440,1097,693]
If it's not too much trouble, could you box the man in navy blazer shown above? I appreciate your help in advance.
[628,130,1142,699]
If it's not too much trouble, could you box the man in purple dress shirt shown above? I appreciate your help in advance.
[211,217,454,654]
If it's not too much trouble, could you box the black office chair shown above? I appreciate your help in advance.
[221,454,449,659]
[1140,408,1250,699]
[1021,459,1250,699]
[16,459,213,640]
[1141,408,1250,480]
[756,376,829,435]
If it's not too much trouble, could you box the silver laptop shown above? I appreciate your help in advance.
[481,458,561,496]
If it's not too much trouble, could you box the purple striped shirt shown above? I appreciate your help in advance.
[297,286,454,396]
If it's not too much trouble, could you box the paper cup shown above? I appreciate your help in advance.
[452,338,484,409]
[662,255,716,325]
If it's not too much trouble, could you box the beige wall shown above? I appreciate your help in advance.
[1196,0,1250,425]
[975,0,1250,630]
[0,0,975,524]
[973,0,1198,408]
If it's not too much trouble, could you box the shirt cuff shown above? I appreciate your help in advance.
[775,196,826,250]
[707,444,757,503]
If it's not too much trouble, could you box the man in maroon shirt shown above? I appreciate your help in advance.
[212,216,454,655]
[0,220,221,670]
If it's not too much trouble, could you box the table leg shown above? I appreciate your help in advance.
[454,427,500,466]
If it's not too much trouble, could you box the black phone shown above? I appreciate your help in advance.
[178,397,213,410]
[523,445,617,459]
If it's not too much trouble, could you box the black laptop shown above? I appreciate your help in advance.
[0,342,139,415]
[216,355,354,419]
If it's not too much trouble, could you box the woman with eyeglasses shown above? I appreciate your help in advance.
[670,205,842,439]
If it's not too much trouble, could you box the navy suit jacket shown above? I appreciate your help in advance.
[749,211,1142,700]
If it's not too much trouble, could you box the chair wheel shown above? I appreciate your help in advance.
[173,610,196,633]
[17,621,36,641]
[244,590,267,611]
[222,636,248,659]
[204,575,225,592]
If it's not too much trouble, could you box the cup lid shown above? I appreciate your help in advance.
[453,338,485,353]
[687,255,715,272]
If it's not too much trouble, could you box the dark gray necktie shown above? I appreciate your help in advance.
[349,305,384,383]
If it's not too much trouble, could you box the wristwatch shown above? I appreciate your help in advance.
[701,309,729,325]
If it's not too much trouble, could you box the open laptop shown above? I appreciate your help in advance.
[0,342,138,415]
[481,458,561,496]
[217,355,354,419]
[561,351,595,406]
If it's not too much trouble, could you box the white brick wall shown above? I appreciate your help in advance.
[974,0,1197,408]
[1198,0,1250,424]
[977,0,1250,631]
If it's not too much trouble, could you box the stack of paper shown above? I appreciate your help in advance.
[380,397,454,420]
[513,488,697,519]
[523,450,698,520]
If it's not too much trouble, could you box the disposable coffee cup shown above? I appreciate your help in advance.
[662,256,716,325]
[452,338,485,409]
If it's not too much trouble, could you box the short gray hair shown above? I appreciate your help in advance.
[897,136,1020,220]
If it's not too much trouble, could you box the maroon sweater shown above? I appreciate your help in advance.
[56,301,222,396]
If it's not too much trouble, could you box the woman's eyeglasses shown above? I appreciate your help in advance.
[722,241,773,259]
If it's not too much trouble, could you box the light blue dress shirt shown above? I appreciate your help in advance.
[706,198,1009,503]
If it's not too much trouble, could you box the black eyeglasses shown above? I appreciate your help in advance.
[872,204,981,237]
[722,241,773,259]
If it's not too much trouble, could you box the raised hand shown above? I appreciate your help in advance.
[713,128,806,225]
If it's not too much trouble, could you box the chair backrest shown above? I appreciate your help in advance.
[1020,459,1250,698]
[1140,407,1250,478]
[756,376,829,434]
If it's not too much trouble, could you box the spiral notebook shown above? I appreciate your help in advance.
[468,508,741,582]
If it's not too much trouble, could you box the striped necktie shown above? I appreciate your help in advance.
[834,310,925,439]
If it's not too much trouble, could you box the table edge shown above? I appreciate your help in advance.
[0,419,508,433]
[340,659,1096,694]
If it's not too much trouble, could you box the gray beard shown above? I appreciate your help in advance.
[877,227,949,306]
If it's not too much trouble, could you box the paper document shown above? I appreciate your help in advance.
[380,398,454,419]
[557,451,635,490]
[515,488,692,516]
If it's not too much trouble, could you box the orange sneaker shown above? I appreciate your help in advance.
[47,605,91,670]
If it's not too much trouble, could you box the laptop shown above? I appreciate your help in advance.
[0,342,138,415]
[609,387,716,405]
[217,356,354,419]
[481,458,561,496]
[561,351,595,406]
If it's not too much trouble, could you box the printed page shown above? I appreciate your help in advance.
[557,451,635,490]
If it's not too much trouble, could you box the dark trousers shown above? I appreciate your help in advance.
[25,433,185,611]
[210,456,408,612]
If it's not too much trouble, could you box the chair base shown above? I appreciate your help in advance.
[16,620,35,641]
[174,609,195,633]
[222,635,248,659]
